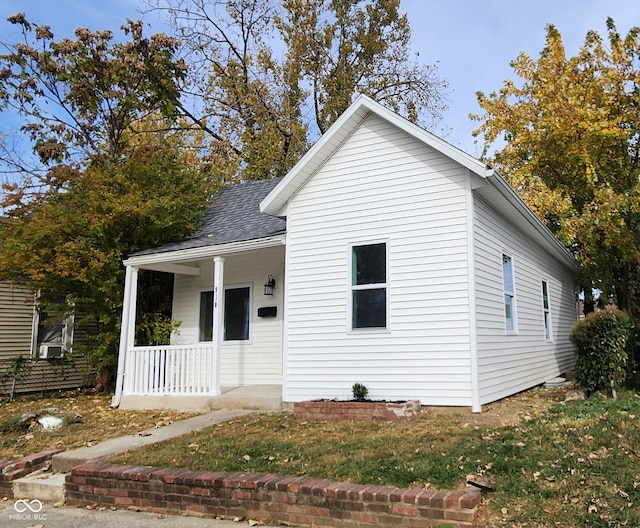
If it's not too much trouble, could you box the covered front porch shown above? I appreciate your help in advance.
[111,236,286,411]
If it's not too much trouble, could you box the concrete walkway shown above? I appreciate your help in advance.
[13,408,251,503]
[52,408,250,473]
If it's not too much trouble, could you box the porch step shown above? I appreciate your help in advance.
[13,468,66,503]
[210,385,282,411]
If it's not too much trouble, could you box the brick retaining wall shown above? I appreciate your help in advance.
[0,450,61,498]
[66,462,481,527]
[294,400,421,421]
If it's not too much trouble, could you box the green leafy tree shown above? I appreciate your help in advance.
[0,130,214,373]
[0,14,187,176]
[0,16,216,373]
[472,19,640,315]
[147,0,448,179]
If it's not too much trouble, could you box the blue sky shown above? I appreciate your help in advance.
[2,0,640,157]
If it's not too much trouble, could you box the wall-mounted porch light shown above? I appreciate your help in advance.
[264,275,276,296]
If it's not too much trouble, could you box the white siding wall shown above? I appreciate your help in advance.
[473,197,577,405]
[284,114,474,406]
[170,245,285,385]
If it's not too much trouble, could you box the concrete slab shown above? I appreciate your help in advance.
[52,408,250,473]
[117,385,283,412]
[13,471,66,503]
[210,384,282,411]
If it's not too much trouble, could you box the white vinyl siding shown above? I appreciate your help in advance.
[473,197,576,405]
[283,113,474,406]
[171,245,284,386]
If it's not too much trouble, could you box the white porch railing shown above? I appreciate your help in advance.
[123,345,215,395]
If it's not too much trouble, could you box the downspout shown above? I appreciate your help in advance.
[111,264,139,408]
[466,173,482,413]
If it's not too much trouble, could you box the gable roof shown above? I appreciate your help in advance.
[260,95,494,217]
[133,177,286,257]
[260,95,577,271]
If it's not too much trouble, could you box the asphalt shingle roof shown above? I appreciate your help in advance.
[133,177,286,256]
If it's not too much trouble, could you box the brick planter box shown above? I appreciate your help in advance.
[294,399,421,421]
[66,462,481,528]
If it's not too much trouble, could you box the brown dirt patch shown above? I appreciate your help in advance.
[0,389,198,460]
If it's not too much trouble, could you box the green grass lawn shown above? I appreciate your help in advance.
[110,390,640,527]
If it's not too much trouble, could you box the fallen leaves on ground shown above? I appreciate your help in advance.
[0,389,198,460]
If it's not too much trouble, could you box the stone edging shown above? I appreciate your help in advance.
[294,400,421,421]
[65,462,481,527]
[0,449,61,498]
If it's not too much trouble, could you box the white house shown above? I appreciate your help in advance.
[112,95,578,413]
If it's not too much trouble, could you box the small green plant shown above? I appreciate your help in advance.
[137,313,181,346]
[351,382,369,401]
[1,355,31,401]
[569,309,631,396]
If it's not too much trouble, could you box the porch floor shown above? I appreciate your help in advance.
[118,385,283,412]
[214,385,283,411]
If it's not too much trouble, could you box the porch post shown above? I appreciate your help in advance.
[210,256,224,396]
[112,264,139,407]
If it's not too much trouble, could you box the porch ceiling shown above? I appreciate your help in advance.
[124,234,286,274]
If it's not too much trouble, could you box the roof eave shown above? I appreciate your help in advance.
[487,173,578,271]
[124,234,287,269]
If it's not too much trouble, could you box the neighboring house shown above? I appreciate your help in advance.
[0,281,92,395]
[112,95,579,413]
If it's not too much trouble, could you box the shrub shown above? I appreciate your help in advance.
[351,383,369,401]
[569,309,631,395]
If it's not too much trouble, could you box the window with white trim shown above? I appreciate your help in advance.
[350,242,388,330]
[542,280,553,341]
[198,286,251,342]
[502,253,517,333]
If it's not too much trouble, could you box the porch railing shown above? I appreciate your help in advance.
[123,345,215,395]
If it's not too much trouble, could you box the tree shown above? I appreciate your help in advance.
[0,15,187,178]
[0,16,216,373]
[278,0,446,134]
[0,126,215,372]
[147,0,448,180]
[472,19,640,315]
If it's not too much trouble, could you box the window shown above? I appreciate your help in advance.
[502,253,517,333]
[224,286,250,341]
[199,286,251,342]
[350,242,388,330]
[542,280,553,341]
[33,295,74,359]
[199,291,214,342]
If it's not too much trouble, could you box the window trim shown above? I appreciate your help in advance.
[223,283,252,343]
[542,279,553,342]
[31,297,74,359]
[198,283,253,343]
[502,252,518,335]
[197,288,214,343]
[348,240,390,333]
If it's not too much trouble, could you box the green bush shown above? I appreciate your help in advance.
[351,382,369,401]
[569,309,631,395]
